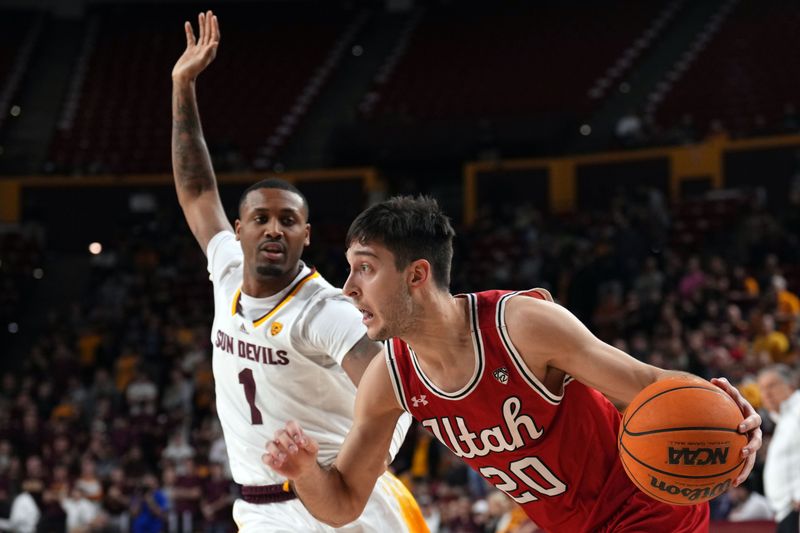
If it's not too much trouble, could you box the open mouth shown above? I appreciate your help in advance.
[259,243,285,261]
[359,308,375,323]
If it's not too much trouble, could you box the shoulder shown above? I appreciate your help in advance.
[503,291,592,352]
[207,230,238,257]
[298,275,359,319]
[503,289,560,326]
[356,348,404,415]
[207,231,242,283]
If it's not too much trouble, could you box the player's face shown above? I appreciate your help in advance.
[343,241,416,341]
[236,188,310,281]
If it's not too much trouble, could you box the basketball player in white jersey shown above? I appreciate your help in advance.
[170,11,426,532]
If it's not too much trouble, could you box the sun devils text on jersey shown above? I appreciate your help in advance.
[385,289,703,532]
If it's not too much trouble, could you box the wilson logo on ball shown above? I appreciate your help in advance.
[667,446,729,466]
[649,476,731,502]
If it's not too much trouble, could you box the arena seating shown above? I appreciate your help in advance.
[360,1,673,122]
[47,3,355,174]
[651,0,800,138]
[0,10,39,130]
[670,191,747,250]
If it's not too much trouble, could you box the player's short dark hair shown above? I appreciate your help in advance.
[239,178,309,219]
[346,195,455,290]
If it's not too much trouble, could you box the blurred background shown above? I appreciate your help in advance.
[0,0,799,531]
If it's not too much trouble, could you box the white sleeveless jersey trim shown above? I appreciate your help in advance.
[408,293,485,401]
[496,290,572,405]
[385,341,410,413]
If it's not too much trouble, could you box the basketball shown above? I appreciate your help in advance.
[618,377,747,505]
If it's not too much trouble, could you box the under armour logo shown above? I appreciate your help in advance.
[493,367,509,385]
[411,395,428,407]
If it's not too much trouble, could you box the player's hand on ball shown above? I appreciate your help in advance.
[262,421,320,479]
[710,377,762,486]
[172,10,220,83]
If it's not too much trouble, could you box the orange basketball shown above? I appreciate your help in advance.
[618,376,747,505]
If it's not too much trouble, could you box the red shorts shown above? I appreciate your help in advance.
[598,491,710,533]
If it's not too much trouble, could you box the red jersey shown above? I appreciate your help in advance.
[386,289,709,532]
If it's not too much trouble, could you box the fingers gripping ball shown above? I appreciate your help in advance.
[618,377,747,505]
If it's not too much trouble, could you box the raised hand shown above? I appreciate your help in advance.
[710,377,763,486]
[172,10,220,83]
[262,421,321,480]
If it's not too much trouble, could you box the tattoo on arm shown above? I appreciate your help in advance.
[347,335,382,363]
[171,83,217,197]
[341,335,383,387]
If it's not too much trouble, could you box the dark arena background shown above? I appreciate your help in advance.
[1,0,799,531]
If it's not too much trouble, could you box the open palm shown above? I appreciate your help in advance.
[172,10,220,82]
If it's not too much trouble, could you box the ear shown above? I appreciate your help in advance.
[304,223,311,247]
[234,219,241,240]
[407,259,432,288]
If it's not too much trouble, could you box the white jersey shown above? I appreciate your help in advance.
[207,231,400,486]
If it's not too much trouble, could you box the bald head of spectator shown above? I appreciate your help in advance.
[757,364,797,416]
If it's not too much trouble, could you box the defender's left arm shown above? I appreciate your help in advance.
[340,334,383,386]
[504,296,761,486]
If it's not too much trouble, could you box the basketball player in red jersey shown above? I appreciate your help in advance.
[264,196,762,532]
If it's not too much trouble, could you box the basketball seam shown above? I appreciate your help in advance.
[623,385,739,433]
[623,426,743,437]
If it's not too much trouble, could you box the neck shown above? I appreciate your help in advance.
[242,263,302,298]
[402,290,471,365]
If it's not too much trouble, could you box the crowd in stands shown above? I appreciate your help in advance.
[0,184,798,532]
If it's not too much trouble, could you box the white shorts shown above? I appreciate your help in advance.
[232,471,428,533]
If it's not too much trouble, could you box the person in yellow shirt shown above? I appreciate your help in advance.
[773,277,800,337]
[752,314,791,364]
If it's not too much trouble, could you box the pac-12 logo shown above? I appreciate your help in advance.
[493,367,509,385]
[668,447,729,465]
[270,322,283,336]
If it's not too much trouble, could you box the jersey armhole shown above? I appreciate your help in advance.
[497,290,572,404]
[384,340,410,412]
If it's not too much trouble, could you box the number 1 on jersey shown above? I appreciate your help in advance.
[238,368,263,424]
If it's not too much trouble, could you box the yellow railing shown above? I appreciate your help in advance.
[463,134,800,225]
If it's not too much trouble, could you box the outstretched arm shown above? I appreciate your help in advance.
[504,295,762,486]
[171,10,232,253]
[263,355,404,527]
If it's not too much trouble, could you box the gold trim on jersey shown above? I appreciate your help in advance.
[231,268,320,328]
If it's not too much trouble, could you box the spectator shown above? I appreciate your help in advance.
[752,315,790,364]
[161,431,194,472]
[61,486,103,533]
[101,468,130,533]
[200,463,234,533]
[727,483,774,522]
[75,457,103,504]
[772,276,800,339]
[171,458,202,533]
[0,490,40,533]
[129,473,167,533]
[757,364,800,532]
[125,372,158,418]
